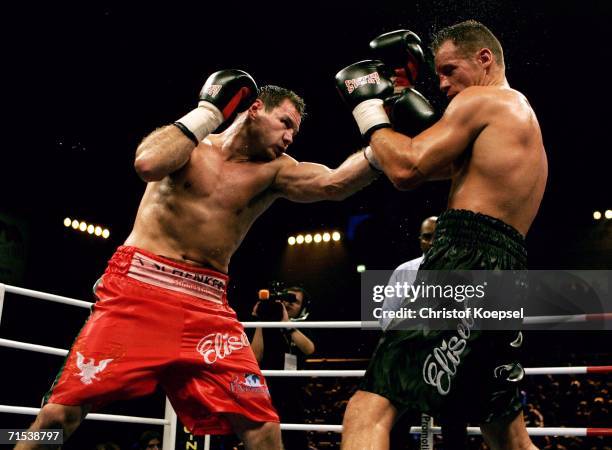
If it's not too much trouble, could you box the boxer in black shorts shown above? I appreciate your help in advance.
[337,21,546,450]
[362,210,526,425]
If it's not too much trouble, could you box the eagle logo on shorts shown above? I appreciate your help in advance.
[75,352,113,385]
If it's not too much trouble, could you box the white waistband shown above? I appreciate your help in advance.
[127,251,226,304]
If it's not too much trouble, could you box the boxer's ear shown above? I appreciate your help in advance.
[478,48,493,69]
[248,99,264,118]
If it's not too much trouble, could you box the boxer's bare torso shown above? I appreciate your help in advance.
[370,40,547,236]
[126,98,377,272]
[125,135,289,272]
[445,86,547,235]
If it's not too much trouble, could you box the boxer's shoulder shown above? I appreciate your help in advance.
[447,86,530,124]
[265,153,298,176]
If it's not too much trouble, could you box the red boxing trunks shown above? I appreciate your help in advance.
[44,246,279,435]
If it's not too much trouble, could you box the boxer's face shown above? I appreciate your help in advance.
[435,40,484,100]
[250,99,301,159]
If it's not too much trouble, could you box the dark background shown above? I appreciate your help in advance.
[1,1,610,447]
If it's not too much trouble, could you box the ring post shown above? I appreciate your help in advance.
[420,413,433,449]
[163,397,177,450]
[0,283,5,326]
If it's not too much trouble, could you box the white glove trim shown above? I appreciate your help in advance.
[352,98,390,136]
[176,102,224,142]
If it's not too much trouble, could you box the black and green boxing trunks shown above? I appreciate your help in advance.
[361,209,527,423]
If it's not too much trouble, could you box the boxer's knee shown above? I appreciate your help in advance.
[231,417,281,450]
[37,403,84,432]
[343,390,396,434]
[14,405,85,450]
[481,412,537,450]
[248,421,281,449]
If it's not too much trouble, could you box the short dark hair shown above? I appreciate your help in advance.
[258,85,306,117]
[431,20,504,68]
[285,286,310,316]
[138,430,161,450]
[286,286,308,300]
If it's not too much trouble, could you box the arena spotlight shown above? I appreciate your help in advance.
[289,230,342,246]
[66,217,110,240]
[357,264,366,273]
[606,210,612,219]
[593,211,602,220]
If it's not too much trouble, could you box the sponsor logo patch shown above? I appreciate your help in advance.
[230,373,269,396]
[128,252,227,303]
[345,71,381,94]
[204,84,222,97]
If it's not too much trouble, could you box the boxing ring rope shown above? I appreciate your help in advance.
[1,283,611,449]
[279,424,612,437]
[0,404,168,426]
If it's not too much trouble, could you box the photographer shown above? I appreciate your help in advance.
[250,286,315,450]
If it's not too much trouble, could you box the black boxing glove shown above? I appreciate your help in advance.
[370,30,425,89]
[384,88,437,137]
[335,60,394,138]
[175,69,258,144]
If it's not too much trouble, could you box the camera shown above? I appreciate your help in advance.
[255,283,299,321]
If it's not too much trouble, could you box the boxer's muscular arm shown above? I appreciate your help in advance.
[133,126,196,182]
[273,151,379,202]
[133,69,257,182]
[370,87,487,190]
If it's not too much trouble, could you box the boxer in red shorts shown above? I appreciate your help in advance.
[45,246,276,435]
[17,71,379,450]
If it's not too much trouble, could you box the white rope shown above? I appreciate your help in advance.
[279,423,598,436]
[242,321,378,328]
[525,366,588,375]
[0,338,68,356]
[2,282,609,328]
[0,404,168,425]
[3,284,92,309]
[264,367,602,377]
[281,423,342,432]
[523,313,612,325]
[0,338,605,377]
[2,405,601,437]
[86,413,167,425]
[262,370,365,377]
